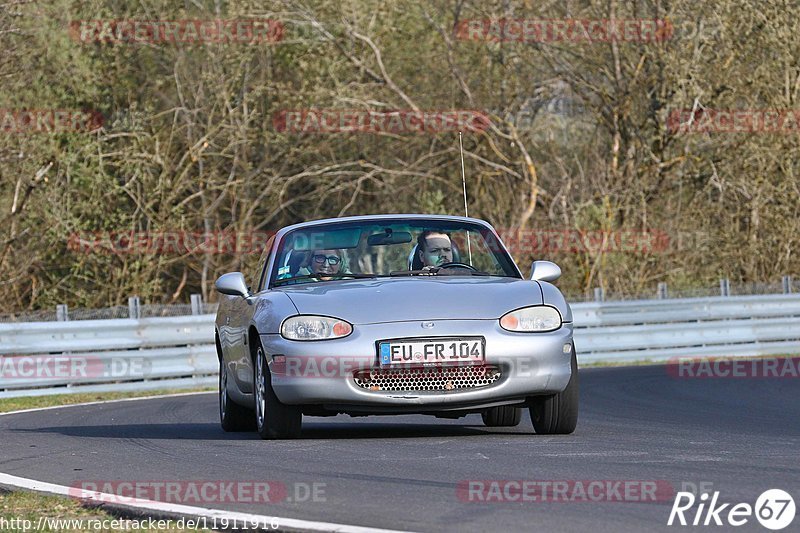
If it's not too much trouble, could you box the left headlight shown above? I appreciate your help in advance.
[499,306,562,332]
[280,315,353,341]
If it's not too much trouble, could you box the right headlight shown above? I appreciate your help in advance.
[499,306,562,332]
[281,315,353,341]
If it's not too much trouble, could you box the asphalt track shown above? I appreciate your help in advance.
[1,364,798,532]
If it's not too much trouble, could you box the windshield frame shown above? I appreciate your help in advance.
[264,216,522,289]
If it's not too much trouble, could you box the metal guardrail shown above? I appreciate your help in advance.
[0,315,218,398]
[573,294,800,363]
[2,293,800,398]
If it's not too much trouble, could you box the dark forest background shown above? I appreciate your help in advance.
[1,0,798,310]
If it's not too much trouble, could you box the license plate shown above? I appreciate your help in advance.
[378,338,484,366]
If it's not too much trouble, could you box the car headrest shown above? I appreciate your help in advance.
[286,249,309,276]
[409,244,424,270]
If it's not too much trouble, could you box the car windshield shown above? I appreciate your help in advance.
[269,218,520,287]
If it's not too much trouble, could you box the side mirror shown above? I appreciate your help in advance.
[215,272,251,298]
[530,261,561,282]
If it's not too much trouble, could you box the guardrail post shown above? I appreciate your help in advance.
[56,304,68,321]
[128,296,141,319]
[190,294,203,315]
[720,278,730,297]
[593,287,604,302]
[657,282,668,299]
[783,276,793,294]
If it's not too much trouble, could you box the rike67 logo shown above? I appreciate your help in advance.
[668,489,795,530]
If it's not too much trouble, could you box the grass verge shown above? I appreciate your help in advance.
[0,388,215,414]
[0,489,213,532]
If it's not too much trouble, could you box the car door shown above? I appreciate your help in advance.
[229,235,276,393]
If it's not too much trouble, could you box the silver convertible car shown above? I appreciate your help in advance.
[215,214,578,439]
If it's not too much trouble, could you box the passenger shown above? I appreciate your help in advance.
[416,231,453,268]
[308,249,346,281]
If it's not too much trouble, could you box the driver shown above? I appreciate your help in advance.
[417,231,453,268]
[308,248,346,280]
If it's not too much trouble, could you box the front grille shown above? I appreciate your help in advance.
[353,365,501,392]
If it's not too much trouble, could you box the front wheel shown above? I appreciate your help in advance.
[481,406,522,427]
[529,347,579,435]
[254,344,302,439]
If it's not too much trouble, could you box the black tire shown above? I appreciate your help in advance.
[481,405,523,427]
[529,347,579,435]
[219,358,255,432]
[254,344,302,439]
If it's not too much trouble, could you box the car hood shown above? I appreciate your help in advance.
[276,277,542,324]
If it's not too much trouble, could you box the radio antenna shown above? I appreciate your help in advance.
[459,131,473,265]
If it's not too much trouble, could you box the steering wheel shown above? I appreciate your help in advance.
[436,261,477,271]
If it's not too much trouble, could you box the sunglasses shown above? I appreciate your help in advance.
[312,254,342,265]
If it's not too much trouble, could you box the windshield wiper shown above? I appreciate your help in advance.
[389,268,491,277]
[273,273,377,286]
